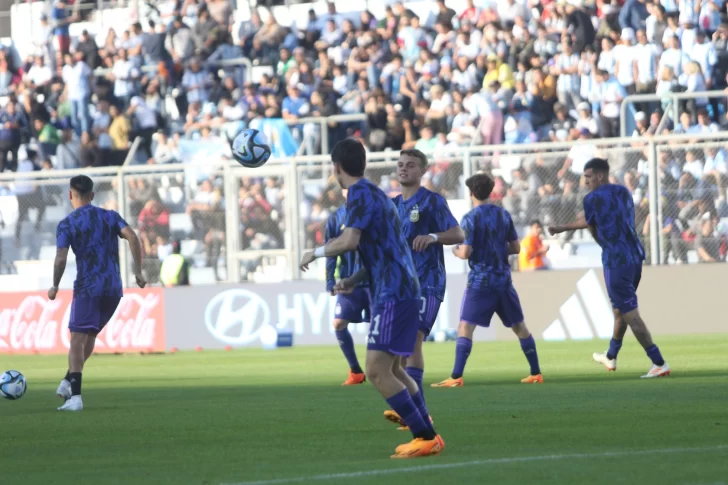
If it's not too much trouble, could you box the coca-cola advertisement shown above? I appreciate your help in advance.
[0,289,165,354]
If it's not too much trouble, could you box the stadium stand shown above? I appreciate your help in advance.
[0,0,727,288]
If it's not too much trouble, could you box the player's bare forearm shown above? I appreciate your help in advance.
[120,226,143,275]
[508,240,521,255]
[548,217,588,235]
[438,225,465,245]
[348,268,369,285]
[324,228,361,257]
[52,248,69,288]
[452,244,472,260]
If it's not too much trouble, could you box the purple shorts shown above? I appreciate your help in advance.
[604,264,642,314]
[367,299,420,356]
[335,288,371,323]
[460,286,524,328]
[69,296,122,334]
[418,295,442,337]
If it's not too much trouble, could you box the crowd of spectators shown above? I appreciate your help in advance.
[1,0,728,279]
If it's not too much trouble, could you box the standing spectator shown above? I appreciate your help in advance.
[54,129,80,170]
[518,220,549,271]
[160,240,190,287]
[76,30,100,69]
[14,146,45,246]
[108,49,138,109]
[614,28,638,95]
[63,52,93,137]
[635,29,659,112]
[0,102,24,172]
[552,38,580,113]
[127,96,158,159]
[50,0,72,55]
[594,69,626,138]
[167,16,195,66]
[182,57,211,107]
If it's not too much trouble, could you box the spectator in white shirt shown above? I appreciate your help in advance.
[552,38,581,112]
[659,35,690,78]
[614,28,637,94]
[680,60,709,114]
[62,52,93,137]
[107,49,139,109]
[127,96,158,160]
[690,30,717,86]
[682,149,704,180]
[594,69,627,138]
[25,56,52,88]
[689,108,720,134]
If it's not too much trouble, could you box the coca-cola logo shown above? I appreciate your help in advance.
[0,292,162,352]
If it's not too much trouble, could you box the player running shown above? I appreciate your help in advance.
[549,158,670,378]
[300,139,444,459]
[384,149,464,430]
[325,190,371,386]
[432,173,543,387]
[50,175,146,412]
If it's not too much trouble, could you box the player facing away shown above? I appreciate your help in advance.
[49,175,146,411]
[549,158,670,378]
[384,149,464,430]
[325,190,371,386]
[432,173,543,387]
[300,139,444,459]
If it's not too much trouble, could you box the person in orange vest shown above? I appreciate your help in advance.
[519,220,549,271]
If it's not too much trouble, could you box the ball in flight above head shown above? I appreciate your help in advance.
[231,128,272,168]
[0,370,27,400]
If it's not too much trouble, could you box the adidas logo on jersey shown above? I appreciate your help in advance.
[542,270,613,341]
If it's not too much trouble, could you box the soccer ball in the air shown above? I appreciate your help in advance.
[0,370,27,400]
[231,128,272,168]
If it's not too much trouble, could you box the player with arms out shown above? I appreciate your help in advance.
[549,158,670,378]
[300,139,444,458]
[432,173,543,387]
[384,149,464,430]
[325,189,371,386]
[50,175,146,411]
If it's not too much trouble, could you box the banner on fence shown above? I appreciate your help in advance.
[0,288,165,354]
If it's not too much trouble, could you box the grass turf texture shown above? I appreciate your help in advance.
[1,335,727,485]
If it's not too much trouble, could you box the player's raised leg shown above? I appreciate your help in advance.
[56,331,98,400]
[625,309,670,378]
[334,318,365,385]
[496,285,543,383]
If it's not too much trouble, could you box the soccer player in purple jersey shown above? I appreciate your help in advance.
[300,139,444,458]
[549,158,671,378]
[325,189,371,386]
[49,175,146,411]
[383,149,464,430]
[432,174,544,387]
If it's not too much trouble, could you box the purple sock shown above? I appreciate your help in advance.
[519,335,541,375]
[335,329,362,374]
[410,390,435,434]
[405,366,424,395]
[645,344,665,366]
[606,338,623,360]
[451,337,472,379]
[385,389,435,440]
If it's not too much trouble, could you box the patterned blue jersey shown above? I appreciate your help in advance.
[583,184,646,268]
[56,205,129,298]
[393,187,458,301]
[345,178,420,304]
[325,205,367,292]
[461,204,518,291]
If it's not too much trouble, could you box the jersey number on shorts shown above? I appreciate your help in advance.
[370,314,381,336]
[420,297,427,315]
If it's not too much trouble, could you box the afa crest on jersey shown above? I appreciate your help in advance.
[410,204,420,222]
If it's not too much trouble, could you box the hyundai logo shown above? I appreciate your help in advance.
[204,289,270,345]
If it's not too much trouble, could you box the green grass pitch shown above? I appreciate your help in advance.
[1,335,727,485]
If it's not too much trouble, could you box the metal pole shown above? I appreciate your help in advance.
[320,119,329,156]
[672,93,679,126]
[647,139,660,266]
[117,169,129,288]
[223,163,241,282]
[290,163,303,280]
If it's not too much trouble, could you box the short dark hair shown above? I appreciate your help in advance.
[465,173,495,201]
[331,138,366,177]
[399,148,428,168]
[70,175,94,197]
[584,158,610,174]
[529,219,543,228]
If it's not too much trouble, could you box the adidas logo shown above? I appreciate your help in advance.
[543,270,613,341]
[368,337,376,344]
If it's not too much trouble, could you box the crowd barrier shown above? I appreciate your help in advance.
[1,265,725,355]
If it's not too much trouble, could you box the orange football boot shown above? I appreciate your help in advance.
[342,371,366,386]
[430,377,463,388]
[391,435,445,459]
[520,374,544,384]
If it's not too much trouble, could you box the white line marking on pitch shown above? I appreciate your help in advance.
[222,444,728,485]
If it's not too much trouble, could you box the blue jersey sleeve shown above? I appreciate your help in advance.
[345,184,373,231]
[114,211,129,235]
[56,220,71,249]
[461,213,474,246]
[433,195,458,233]
[583,193,596,227]
[506,211,518,242]
[324,213,338,292]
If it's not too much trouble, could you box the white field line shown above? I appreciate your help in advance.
[223,444,728,485]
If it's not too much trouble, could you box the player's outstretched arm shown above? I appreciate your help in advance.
[300,228,362,272]
[412,225,465,252]
[548,216,589,235]
[508,240,521,255]
[333,268,368,294]
[120,226,147,288]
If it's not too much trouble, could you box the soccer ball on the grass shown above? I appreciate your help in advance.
[231,128,272,168]
[0,370,27,400]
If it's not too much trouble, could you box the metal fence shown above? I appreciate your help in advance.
[0,131,727,290]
